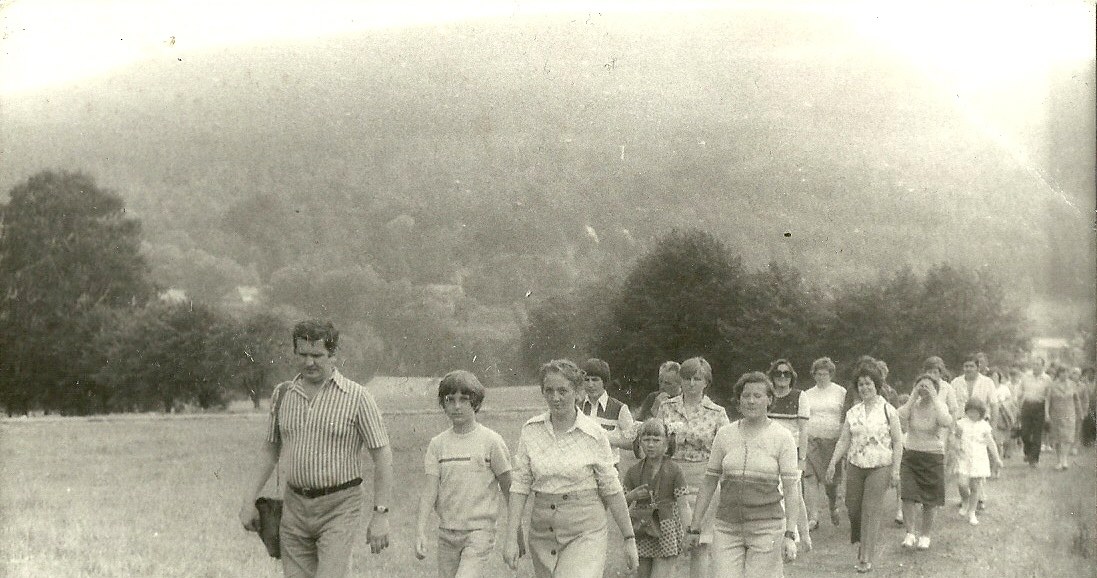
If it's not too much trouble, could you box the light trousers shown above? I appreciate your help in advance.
[710,518,785,578]
[280,486,362,578]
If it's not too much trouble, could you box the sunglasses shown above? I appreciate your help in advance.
[774,370,793,377]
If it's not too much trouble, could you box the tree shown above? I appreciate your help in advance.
[235,311,290,408]
[0,171,154,414]
[95,300,243,412]
[594,229,749,405]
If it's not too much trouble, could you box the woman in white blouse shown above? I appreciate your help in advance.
[826,362,903,574]
[502,359,639,577]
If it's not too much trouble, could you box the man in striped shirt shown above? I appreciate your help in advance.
[239,320,394,578]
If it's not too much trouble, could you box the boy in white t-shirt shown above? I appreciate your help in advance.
[416,371,517,578]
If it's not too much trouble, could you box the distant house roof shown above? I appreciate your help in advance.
[1034,337,1071,350]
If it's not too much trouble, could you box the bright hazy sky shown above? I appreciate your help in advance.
[1,0,1092,95]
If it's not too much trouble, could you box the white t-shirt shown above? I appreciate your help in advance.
[951,374,997,414]
[424,423,512,530]
[803,384,847,440]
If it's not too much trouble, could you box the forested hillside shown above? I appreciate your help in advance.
[2,10,1092,388]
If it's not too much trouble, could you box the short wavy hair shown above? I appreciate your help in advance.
[811,357,836,375]
[852,363,885,389]
[538,359,584,391]
[658,361,681,377]
[733,371,776,401]
[292,319,339,354]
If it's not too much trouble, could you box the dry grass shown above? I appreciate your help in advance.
[1,404,1094,577]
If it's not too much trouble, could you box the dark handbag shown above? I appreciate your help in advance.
[628,459,666,538]
[256,497,283,558]
[254,386,286,559]
[629,502,661,538]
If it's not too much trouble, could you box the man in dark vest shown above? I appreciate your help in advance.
[579,358,636,465]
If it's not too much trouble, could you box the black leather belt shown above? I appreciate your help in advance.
[290,477,362,499]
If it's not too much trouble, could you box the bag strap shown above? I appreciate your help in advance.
[272,383,287,494]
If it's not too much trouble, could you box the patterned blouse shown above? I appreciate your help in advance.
[658,395,731,463]
[511,411,623,497]
[845,401,897,469]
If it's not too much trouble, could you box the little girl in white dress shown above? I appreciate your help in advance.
[954,398,1003,525]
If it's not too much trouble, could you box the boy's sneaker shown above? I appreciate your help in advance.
[915,536,931,550]
[901,533,917,549]
[969,513,979,526]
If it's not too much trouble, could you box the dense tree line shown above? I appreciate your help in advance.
[0,172,1073,415]
[521,230,1035,406]
[0,172,286,415]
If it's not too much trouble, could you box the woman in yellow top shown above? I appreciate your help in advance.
[502,359,639,577]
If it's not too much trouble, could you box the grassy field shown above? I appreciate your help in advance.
[1,401,1094,577]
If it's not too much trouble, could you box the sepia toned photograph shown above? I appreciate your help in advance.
[1,1,1094,576]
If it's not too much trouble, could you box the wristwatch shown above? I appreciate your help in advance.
[373,505,390,513]
[784,530,796,540]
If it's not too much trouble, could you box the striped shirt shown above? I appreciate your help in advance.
[707,421,799,523]
[267,370,389,489]
[511,411,623,497]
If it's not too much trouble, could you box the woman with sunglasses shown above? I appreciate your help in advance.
[766,359,812,551]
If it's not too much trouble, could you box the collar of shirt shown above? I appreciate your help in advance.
[663,394,722,412]
[527,411,605,440]
[288,369,350,397]
[584,390,610,413]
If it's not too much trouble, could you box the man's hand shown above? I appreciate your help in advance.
[239,502,260,532]
[414,532,427,560]
[367,513,390,554]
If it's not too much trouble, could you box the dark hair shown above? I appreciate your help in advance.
[292,319,339,354]
[962,353,980,367]
[766,358,798,389]
[922,356,952,381]
[539,359,583,391]
[580,358,611,384]
[733,371,775,401]
[437,370,486,412]
[964,397,987,419]
[852,363,884,389]
[912,373,939,393]
[636,417,676,457]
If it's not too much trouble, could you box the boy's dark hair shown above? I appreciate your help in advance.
[580,358,611,384]
[437,370,486,412]
[964,397,987,419]
[292,319,339,354]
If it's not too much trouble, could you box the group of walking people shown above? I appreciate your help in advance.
[239,319,1094,578]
